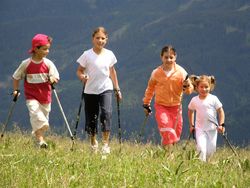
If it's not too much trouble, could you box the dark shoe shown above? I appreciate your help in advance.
[39,141,48,149]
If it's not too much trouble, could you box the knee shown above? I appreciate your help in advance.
[101,110,112,120]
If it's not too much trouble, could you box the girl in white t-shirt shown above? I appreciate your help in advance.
[76,27,122,154]
[188,75,225,162]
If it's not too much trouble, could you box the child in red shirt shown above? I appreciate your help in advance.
[12,34,59,148]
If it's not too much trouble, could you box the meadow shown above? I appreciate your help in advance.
[0,130,249,188]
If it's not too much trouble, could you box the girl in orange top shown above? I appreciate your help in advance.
[143,45,193,150]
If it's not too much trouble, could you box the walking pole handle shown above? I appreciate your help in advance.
[12,90,20,102]
[51,83,55,90]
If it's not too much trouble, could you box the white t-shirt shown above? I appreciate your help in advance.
[188,94,222,131]
[77,48,117,94]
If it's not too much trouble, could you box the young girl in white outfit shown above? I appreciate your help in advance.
[188,75,225,162]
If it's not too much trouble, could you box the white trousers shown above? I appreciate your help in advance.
[26,100,51,134]
[195,128,217,162]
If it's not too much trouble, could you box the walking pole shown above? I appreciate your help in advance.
[182,129,195,150]
[116,96,122,145]
[208,119,238,156]
[173,75,189,131]
[138,115,149,143]
[1,90,20,138]
[73,86,85,138]
[51,84,75,149]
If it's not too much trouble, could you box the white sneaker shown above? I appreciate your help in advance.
[102,144,111,154]
[39,141,48,149]
[91,140,98,153]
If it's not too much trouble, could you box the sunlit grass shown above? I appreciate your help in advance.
[0,132,249,188]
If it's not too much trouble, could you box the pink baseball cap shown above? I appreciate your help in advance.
[29,34,51,53]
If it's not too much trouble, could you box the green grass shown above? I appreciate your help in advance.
[0,132,249,188]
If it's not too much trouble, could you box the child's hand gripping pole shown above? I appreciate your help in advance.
[51,84,75,149]
[143,104,152,116]
[138,104,152,143]
[1,90,20,138]
[208,119,238,156]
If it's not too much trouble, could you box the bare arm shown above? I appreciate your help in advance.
[217,107,225,133]
[188,109,195,132]
[217,107,225,126]
[109,66,122,100]
[13,78,20,91]
[109,66,119,90]
[217,107,225,125]
[12,78,21,97]
[76,65,88,84]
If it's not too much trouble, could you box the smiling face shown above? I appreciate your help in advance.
[161,51,176,70]
[197,80,210,99]
[33,43,50,61]
[92,31,108,54]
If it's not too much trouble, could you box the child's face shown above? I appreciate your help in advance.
[34,44,50,58]
[161,51,176,66]
[197,81,210,99]
[92,31,107,52]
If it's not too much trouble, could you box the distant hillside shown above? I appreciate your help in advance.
[0,0,249,146]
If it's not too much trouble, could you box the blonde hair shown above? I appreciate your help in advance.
[92,26,108,38]
[189,74,216,92]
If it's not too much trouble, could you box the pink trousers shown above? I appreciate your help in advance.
[155,103,183,145]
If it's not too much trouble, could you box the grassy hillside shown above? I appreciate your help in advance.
[0,131,250,187]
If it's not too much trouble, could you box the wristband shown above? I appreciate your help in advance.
[13,89,20,94]
[114,89,121,95]
[143,104,152,113]
[80,74,88,82]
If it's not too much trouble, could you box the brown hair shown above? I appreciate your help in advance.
[92,26,108,38]
[160,45,177,56]
[191,75,216,92]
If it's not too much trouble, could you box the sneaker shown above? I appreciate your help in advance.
[91,140,98,153]
[102,144,110,154]
[39,141,48,149]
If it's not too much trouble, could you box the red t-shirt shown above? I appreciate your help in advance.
[24,61,52,104]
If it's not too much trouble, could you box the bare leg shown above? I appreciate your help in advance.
[89,134,98,153]
[102,131,110,145]
[90,134,98,146]
[35,125,48,148]
[102,131,111,154]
